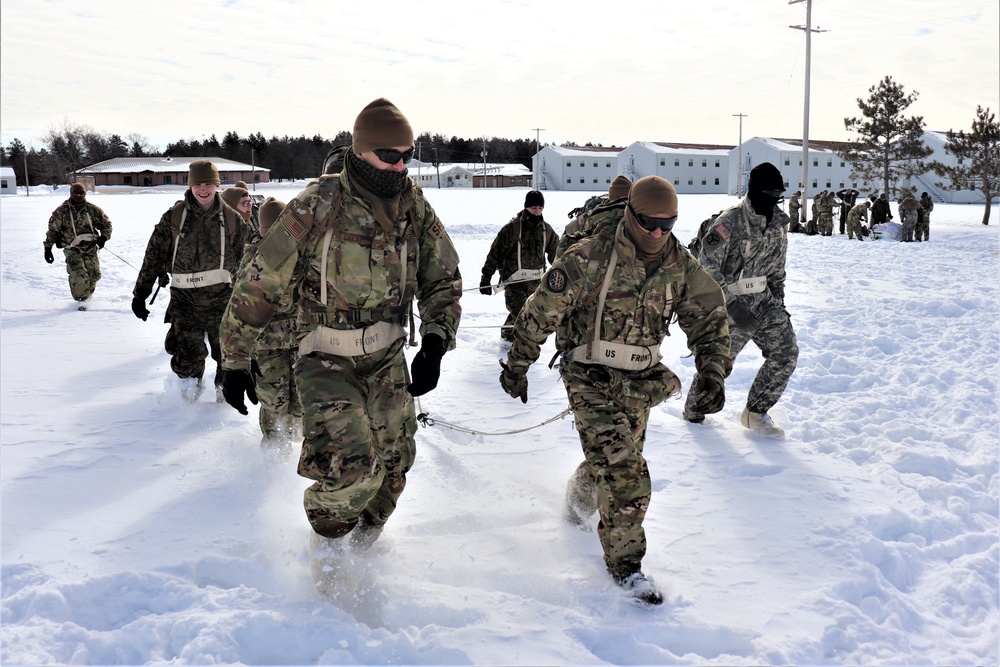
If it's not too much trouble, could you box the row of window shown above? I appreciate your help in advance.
[661,158,723,168]
[566,177,724,186]
[567,161,615,168]
[784,157,846,168]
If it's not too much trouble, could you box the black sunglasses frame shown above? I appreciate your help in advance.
[629,204,678,232]
[372,147,415,165]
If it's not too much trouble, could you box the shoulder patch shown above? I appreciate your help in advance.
[713,222,731,240]
[706,232,722,247]
[545,268,568,293]
[428,218,444,239]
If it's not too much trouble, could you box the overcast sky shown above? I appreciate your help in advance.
[2,0,997,155]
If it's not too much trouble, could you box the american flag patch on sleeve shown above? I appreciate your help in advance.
[714,223,731,240]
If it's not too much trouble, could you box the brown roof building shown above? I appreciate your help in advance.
[74,157,270,187]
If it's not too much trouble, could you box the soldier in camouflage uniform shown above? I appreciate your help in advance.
[836,188,859,235]
[817,190,835,236]
[898,194,920,242]
[242,197,303,449]
[500,176,731,605]
[219,98,462,553]
[43,182,113,309]
[787,191,802,233]
[480,190,559,342]
[846,200,870,240]
[918,192,934,241]
[685,162,798,437]
[557,175,631,258]
[222,186,257,245]
[131,160,249,402]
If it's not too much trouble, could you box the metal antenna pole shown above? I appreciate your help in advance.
[790,0,827,223]
[733,113,748,197]
[532,128,544,188]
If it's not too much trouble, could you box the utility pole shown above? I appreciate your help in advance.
[733,113,748,197]
[532,127,544,189]
[790,0,828,223]
[23,151,29,197]
[251,148,256,191]
[480,140,488,189]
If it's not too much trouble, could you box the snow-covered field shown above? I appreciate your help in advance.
[2,184,997,665]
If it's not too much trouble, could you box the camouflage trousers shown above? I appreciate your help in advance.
[562,373,651,579]
[164,309,223,383]
[686,304,798,417]
[62,247,101,301]
[915,216,929,241]
[254,346,302,443]
[295,343,417,539]
[901,212,918,242]
[818,213,834,236]
[502,281,539,341]
[846,217,864,240]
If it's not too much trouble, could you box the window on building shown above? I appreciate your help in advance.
[182,175,188,184]
[839,182,844,188]
[566,178,571,184]
[827,159,832,167]
[798,160,802,166]
[825,181,831,188]
[593,178,598,183]
[660,159,665,166]
[164,175,172,184]
[702,159,707,167]
[580,178,585,183]
[715,160,720,168]
[674,179,680,185]
[812,180,817,188]
[605,177,611,184]
[221,175,229,183]
[566,161,571,167]
[784,157,790,165]
[606,161,611,168]
[688,178,693,185]
[714,177,720,185]
[580,161,585,167]
[254,174,260,182]
[674,159,680,166]
[688,159,694,167]
[701,178,706,185]
[124,176,132,185]
[813,159,818,167]
[840,161,845,167]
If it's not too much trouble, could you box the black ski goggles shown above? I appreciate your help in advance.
[372,147,415,165]
[629,204,678,232]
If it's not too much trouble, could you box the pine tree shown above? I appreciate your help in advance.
[839,76,932,197]
[929,106,1000,225]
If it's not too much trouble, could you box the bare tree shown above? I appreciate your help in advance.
[839,76,932,197]
[929,106,1000,225]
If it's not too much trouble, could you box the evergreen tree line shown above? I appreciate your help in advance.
[0,121,552,185]
[2,77,996,222]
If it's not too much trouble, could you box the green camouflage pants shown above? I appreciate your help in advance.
[63,247,101,301]
[164,309,223,382]
[818,212,834,235]
[503,281,538,341]
[563,374,651,579]
[916,215,929,241]
[254,346,301,441]
[295,344,417,539]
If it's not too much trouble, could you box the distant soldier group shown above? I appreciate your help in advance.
[784,187,935,242]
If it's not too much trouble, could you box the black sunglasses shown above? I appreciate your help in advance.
[372,147,414,165]
[629,204,677,232]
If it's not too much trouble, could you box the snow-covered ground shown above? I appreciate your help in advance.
[2,184,997,665]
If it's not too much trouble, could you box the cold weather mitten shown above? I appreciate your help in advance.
[96,235,107,249]
[689,371,726,415]
[131,296,149,321]
[726,298,757,330]
[499,359,528,403]
[43,246,54,264]
[222,367,260,415]
[407,333,445,397]
[480,272,493,296]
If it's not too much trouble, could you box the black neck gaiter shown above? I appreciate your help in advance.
[347,151,408,199]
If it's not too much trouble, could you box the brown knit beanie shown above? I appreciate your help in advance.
[189,160,220,186]
[629,176,678,217]
[70,182,87,195]
[221,187,249,211]
[608,175,632,201]
[234,180,248,189]
[258,197,286,235]
[352,98,414,154]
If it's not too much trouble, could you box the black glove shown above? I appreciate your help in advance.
[689,371,726,415]
[726,298,758,330]
[408,333,445,397]
[480,273,493,296]
[131,295,150,321]
[43,246,54,264]
[96,235,107,249]
[222,362,261,415]
[499,359,528,403]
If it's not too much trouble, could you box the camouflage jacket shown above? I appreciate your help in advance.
[220,170,462,371]
[847,201,869,225]
[481,211,558,282]
[44,200,112,251]
[692,197,790,315]
[506,221,731,393]
[236,237,297,352]
[787,193,801,217]
[555,198,626,258]
[133,190,248,319]
[920,195,934,216]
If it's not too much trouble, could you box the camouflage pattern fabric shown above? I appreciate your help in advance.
[481,210,558,339]
[899,197,919,241]
[918,194,934,241]
[505,221,730,578]
[220,167,462,539]
[134,190,248,380]
[846,202,869,240]
[256,347,301,443]
[686,197,798,417]
[787,193,801,233]
[817,192,835,236]
[44,199,112,301]
[555,199,626,259]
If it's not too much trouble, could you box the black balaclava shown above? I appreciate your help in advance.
[747,162,785,220]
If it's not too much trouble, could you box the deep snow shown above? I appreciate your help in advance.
[1,184,998,665]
